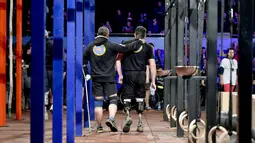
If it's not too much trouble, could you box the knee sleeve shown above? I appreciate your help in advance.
[136,98,144,114]
[94,97,104,107]
[109,94,118,106]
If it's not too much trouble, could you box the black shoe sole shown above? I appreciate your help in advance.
[123,118,132,133]
[106,121,118,132]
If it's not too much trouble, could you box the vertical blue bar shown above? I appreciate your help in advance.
[83,0,90,128]
[53,0,64,142]
[30,0,45,142]
[67,0,76,142]
[75,0,83,136]
[88,0,95,121]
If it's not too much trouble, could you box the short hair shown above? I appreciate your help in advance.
[228,48,235,52]
[148,43,154,47]
[97,26,109,36]
[135,26,146,39]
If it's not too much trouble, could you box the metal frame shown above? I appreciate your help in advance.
[205,0,218,142]
[176,0,185,137]
[188,0,198,141]
[163,0,171,122]
[238,0,253,141]
[169,0,178,128]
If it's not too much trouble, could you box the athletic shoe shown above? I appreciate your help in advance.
[145,106,152,110]
[96,126,104,133]
[106,119,118,132]
[123,116,132,133]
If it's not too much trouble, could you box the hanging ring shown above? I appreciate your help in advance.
[166,104,171,121]
[208,126,230,143]
[218,131,237,142]
[171,106,177,121]
[189,119,206,140]
[179,111,189,132]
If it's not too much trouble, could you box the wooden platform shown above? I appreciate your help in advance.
[0,110,187,143]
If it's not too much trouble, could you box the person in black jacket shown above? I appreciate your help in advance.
[83,26,142,133]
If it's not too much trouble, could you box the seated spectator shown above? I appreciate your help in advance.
[127,12,133,21]
[105,21,113,33]
[155,49,163,69]
[148,18,160,33]
[137,13,148,28]
[122,21,134,33]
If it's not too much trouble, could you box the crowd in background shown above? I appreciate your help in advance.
[19,0,254,36]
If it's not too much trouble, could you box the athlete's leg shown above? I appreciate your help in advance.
[104,82,119,132]
[135,72,146,132]
[122,72,135,133]
[92,82,104,133]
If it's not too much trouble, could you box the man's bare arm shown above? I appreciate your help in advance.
[149,59,156,84]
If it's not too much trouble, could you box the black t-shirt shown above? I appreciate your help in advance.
[121,39,154,72]
[83,36,141,82]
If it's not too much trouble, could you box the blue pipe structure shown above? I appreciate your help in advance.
[75,0,83,137]
[30,0,46,142]
[52,0,64,142]
[83,0,95,128]
[31,0,94,141]
[66,0,76,142]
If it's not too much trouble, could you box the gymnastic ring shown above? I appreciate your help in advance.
[179,111,188,132]
[218,131,237,143]
[189,119,206,140]
[173,107,177,121]
[171,106,177,121]
[208,126,229,143]
[166,104,171,121]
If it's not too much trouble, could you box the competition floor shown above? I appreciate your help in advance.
[0,110,234,143]
[0,110,188,143]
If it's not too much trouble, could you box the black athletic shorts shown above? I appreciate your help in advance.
[92,82,117,97]
[122,71,146,99]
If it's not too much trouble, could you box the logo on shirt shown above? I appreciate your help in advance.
[134,45,143,53]
[93,45,106,56]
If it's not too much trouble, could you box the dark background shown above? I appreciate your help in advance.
[95,0,163,30]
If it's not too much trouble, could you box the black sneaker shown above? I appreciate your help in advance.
[96,126,104,133]
[106,119,118,132]
[123,116,132,133]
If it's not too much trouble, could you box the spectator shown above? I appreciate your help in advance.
[105,21,113,33]
[137,13,147,28]
[122,21,134,33]
[148,18,160,33]
[114,9,125,33]
[153,1,164,29]
[127,12,133,21]
[155,49,163,69]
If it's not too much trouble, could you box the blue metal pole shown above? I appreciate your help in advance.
[67,0,76,141]
[53,0,64,142]
[83,0,90,128]
[75,0,83,136]
[30,0,45,142]
[88,0,95,121]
